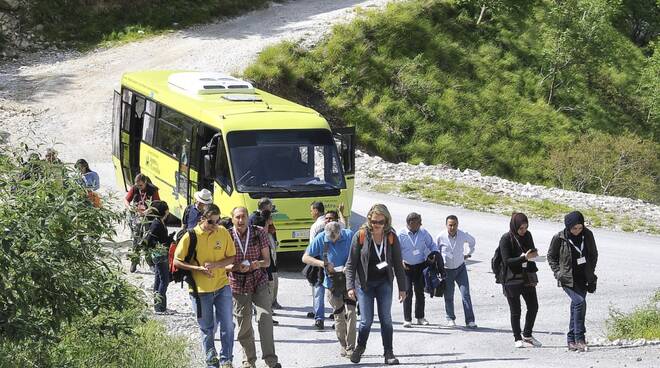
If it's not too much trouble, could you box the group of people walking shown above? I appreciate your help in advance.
[303,203,599,365]
[122,171,599,367]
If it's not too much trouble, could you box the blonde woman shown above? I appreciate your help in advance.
[345,204,406,365]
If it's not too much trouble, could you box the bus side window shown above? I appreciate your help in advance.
[142,100,156,144]
[215,137,233,194]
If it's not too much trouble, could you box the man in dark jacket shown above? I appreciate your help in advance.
[547,211,598,352]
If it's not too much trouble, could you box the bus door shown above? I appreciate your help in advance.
[332,126,356,210]
[149,106,194,220]
[113,89,146,190]
[203,132,235,217]
[111,91,126,190]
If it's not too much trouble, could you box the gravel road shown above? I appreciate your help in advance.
[2,0,658,367]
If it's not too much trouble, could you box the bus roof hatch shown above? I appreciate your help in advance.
[168,72,255,95]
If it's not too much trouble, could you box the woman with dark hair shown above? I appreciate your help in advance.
[144,200,173,314]
[499,212,542,348]
[345,203,406,365]
[75,158,100,191]
[548,211,598,352]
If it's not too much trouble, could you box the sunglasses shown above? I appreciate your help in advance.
[206,219,220,225]
[370,220,386,225]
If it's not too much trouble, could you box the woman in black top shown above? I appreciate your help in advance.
[499,212,542,348]
[145,200,173,314]
[547,211,598,352]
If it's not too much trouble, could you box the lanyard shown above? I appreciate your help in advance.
[448,233,458,251]
[407,231,419,249]
[568,236,584,256]
[233,227,250,258]
[374,237,386,261]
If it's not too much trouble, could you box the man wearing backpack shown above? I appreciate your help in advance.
[173,204,236,368]
[303,221,355,357]
[436,215,477,328]
[182,189,213,230]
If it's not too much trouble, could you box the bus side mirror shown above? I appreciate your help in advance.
[204,154,214,177]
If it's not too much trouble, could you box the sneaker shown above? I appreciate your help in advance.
[466,321,478,329]
[220,362,233,368]
[402,320,412,328]
[350,345,366,364]
[314,319,324,330]
[417,318,429,326]
[342,348,353,358]
[576,341,589,352]
[272,301,282,310]
[443,319,456,327]
[272,319,279,326]
[523,336,542,347]
[567,342,578,351]
[328,313,335,320]
[514,340,525,348]
[384,351,400,365]
[306,311,316,318]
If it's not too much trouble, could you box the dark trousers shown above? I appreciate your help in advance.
[403,262,426,321]
[504,283,538,341]
[153,257,169,312]
[563,286,587,343]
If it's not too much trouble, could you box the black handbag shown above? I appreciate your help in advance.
[302,264,320,285]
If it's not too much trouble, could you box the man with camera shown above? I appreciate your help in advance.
[303,221,356,357]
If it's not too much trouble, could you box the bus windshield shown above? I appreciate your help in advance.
[227,129,346,194]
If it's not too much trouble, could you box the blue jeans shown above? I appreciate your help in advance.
[356,279,394,352]
[444,263,475,324]
[153,257,169,312]
[563,286,587,343]
[313,283,326,321]
[191,286,234,366]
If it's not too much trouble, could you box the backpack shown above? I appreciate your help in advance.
[168,229,203,317]
[357,229,395,249]
[491,245,505,284]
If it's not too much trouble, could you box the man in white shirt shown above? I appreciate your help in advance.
[436,215,477,328]
[398,212,438,327]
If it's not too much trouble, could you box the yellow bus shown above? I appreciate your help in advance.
[111,71,355,252]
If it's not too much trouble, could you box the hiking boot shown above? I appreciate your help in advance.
[314,319,324,330]
[402,320,412,328]
[384,351,400,365]
[523,336,542,347]
[567,342,578,351]
[576,341,589,352]
[350,345,365,364]
[417,318,429,326]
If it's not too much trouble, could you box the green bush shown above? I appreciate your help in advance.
[608,290,660,340]
[244,0,660,202]
[0,144,189,367]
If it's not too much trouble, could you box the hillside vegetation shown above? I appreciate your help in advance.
[244,0,659,202]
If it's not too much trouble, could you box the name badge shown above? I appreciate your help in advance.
[241,260,251,266]
[376,261,388,270]
[577,257,586,265]
[522,262,528,268]
[412,249,421,256]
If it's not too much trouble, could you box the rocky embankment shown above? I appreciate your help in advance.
[355,150,660,229]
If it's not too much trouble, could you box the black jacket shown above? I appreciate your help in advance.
[547,228,598,289]
[499,232,538,285]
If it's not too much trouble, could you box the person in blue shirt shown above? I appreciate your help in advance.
[75,159,100,191]
[398,212,438,328]
[303,222,356,358]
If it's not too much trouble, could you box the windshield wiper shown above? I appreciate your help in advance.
[303,181,341,190]
[261,183,293,193]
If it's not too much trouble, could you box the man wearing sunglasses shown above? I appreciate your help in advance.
[174,204,236,368]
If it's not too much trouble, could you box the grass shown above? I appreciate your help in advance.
[370,178,660,234]
[608,290,660,340]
